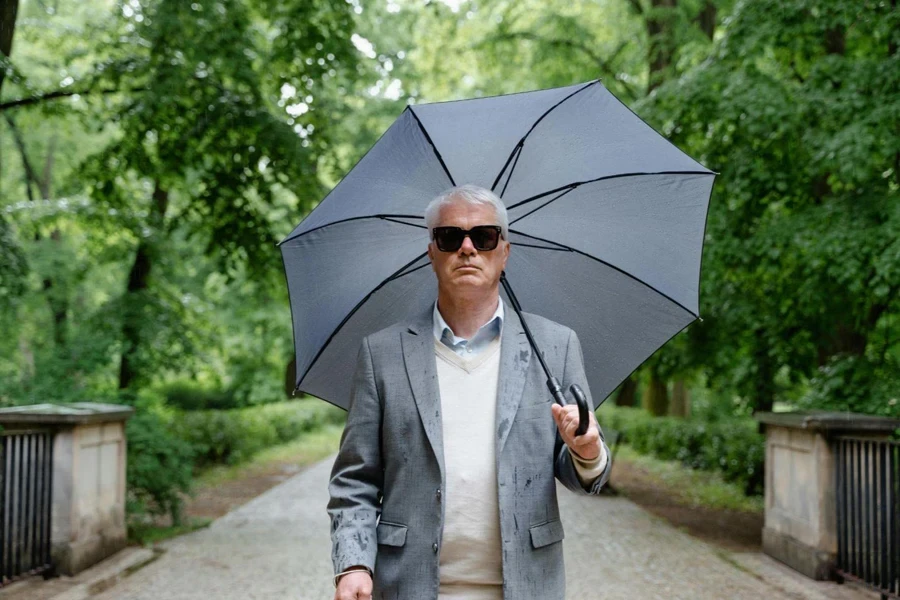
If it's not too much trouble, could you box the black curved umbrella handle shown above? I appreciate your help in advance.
[569,384,590,436]
[547,377,590,436]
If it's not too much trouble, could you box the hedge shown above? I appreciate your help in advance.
[600,405,765,496]
[173,400,347,467]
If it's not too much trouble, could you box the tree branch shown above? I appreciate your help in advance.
[484,31,639,101]
[0,85,148,112]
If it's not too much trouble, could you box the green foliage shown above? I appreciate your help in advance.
[126,407,195,526]
[0,216,28,308]
[157,379,239,411]
[174,400,345,467]
[640,0,900,413]
[602,405,765,495]
[795,354,900,418]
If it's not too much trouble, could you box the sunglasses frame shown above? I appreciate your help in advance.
[431,225,504,252]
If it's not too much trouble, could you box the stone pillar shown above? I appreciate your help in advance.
[0,403,134,575]
[754,411,900,580]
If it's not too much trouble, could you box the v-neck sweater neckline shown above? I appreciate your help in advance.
[433,336,501,373]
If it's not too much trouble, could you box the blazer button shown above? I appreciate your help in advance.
[436,488,442,500]
[432,542,439,553]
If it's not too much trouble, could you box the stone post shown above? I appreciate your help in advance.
[754,410,900,580]
[0,403,134,575]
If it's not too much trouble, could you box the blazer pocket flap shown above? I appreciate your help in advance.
[529,519,565,548]
[376,521,408,547]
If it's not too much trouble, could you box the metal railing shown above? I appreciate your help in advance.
[835,436,899,599]
[0,429,54,587]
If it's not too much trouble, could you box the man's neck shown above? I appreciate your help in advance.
[436,289,500,340]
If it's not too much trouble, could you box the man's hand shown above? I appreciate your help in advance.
[334,569,373,600]
[551,403,601,461]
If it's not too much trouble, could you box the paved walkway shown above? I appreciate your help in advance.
[95,455,878,600]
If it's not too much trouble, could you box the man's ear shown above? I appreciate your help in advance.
[427,242,435,267]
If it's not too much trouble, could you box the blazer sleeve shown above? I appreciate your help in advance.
[326,336,384,575]
[553,328,612,495]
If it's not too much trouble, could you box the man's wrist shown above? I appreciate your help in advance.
[333,565,372,587]
[569,444,601,462]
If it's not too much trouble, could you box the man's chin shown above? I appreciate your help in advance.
[446,272,496,290]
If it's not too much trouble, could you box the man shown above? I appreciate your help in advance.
[328,184,611,600]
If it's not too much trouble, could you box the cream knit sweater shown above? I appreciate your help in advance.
[435,336,505,600]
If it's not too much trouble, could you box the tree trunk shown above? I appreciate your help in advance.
[643,365,669,416]
[646,0,678,93]
[0,0,19,95]
[752,327,776,414]
[119,181,169,390]
[6,115,70,346]
[4,113,36,201]
[696,1,716,41]
[614,374,638,407]
[669,378,689,417]
[284,355,297,398]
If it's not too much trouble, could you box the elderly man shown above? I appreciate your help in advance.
[328,184,611,600]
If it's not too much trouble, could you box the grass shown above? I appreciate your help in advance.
[128,518,213,546]
[615,444,764,514]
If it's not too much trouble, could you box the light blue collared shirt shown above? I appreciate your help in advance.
[432,299,504,357]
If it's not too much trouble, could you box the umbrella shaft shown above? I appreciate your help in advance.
[500,272,555,383]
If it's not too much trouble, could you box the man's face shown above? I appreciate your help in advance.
[427,200,510,296]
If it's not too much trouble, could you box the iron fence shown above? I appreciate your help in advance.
[835,436,900,599]
[0,429,54,586]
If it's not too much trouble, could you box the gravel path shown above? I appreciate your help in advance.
[96,455,877,600]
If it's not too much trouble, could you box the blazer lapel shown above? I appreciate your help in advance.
[401,305,445,481]
[496,298,532,456]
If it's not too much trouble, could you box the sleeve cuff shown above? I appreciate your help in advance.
[569,444,608,485]
[333,566,372,588]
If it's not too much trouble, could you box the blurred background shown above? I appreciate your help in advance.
[0,0,897,537]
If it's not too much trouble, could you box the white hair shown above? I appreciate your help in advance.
[424,184,509,241]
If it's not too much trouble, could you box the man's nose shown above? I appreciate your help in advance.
[458,235,477,255]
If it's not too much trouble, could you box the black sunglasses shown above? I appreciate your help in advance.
[432,225,503,252]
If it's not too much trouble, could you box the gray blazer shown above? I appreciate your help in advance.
[327,298,611,600]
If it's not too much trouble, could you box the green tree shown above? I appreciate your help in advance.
[645,0,900,414]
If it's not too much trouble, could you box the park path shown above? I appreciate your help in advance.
[95,455,877,600]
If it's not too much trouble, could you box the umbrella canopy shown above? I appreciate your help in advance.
[279,79,715,410]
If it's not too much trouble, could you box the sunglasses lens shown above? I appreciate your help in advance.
[434,228,464,252]
[470,226,500,250]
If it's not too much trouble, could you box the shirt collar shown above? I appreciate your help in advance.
[432,298,504,347]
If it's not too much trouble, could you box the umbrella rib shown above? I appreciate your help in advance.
[385,261,431,282]
[498,145,523,198]
[382,217,427,229]
[508,228,700,319]
[507,170,715,217]
[491,80,597,194]
[278,214,425,246]
[510,241,569,252]
[509,187,576,225]
[408,107,456,187]
[294,251,429,394]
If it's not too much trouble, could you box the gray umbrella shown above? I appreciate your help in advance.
[279,79,715,419]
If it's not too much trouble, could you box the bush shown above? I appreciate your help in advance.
[600,405,765,496]
[157,379,240,411]
[126,409,195,526]
[174,400,346,467]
